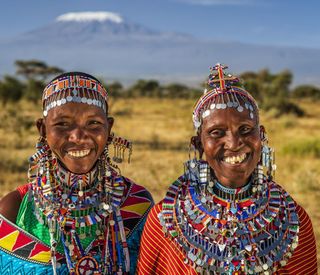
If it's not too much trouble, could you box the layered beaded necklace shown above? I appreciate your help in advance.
[28,145,130,274]
[159,160,299,274]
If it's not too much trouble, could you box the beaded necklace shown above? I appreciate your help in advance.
[159,160,299,274]
[28,148,130,275]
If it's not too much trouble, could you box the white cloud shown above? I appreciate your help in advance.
[56,11,123,23]
[174,0,256,5]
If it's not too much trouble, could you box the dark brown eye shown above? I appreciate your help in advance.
[240,125,253,135]
[54,121,70,127]
[209,129,225,138]
[88,120,104,126]
[89,120,101,125]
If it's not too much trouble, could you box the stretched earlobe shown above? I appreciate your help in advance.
[36,118,46,138]
[107,117,114,135]
[190,136,204,159]
[259,125,267,142]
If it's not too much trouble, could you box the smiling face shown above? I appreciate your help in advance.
[199,107,261,188]
[38,102,113,174]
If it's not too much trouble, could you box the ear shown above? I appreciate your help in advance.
[259,125,267,142]
[191,135,204,159]
[36,118,46,137]
[107,117,114,136]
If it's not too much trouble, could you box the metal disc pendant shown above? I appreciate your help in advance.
[221,103,227,109]
[237,105,244,112]
[75,256,99,275]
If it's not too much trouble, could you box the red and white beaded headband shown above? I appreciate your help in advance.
[192,64,259,130]
[42,73,108,117]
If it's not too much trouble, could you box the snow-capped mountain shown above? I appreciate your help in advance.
[1,11,319,86]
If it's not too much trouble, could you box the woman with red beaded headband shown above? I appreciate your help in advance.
[137,64,317,274]
[0,72,154,274]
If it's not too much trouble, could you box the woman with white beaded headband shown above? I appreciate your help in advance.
[0,72,154,274]
[137,64,317,274]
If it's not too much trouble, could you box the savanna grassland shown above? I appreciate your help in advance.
[0,98,319,269]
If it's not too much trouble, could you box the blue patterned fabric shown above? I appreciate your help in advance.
[127,215,147,274]
[0,248,67,274]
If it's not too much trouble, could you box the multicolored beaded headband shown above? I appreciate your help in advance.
[192,63,259,130]
[42,72,108,117]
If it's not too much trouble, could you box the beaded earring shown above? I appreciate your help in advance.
[188,138,198,168]
[260,126,276,180]
[108,133,132,164]
[28,136,60,274]
[185,137,210,187]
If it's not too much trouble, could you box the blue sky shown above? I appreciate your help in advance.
[0,0,319,49]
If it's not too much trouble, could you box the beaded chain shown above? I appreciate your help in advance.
[159,160,299,274]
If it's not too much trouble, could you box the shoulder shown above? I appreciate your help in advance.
[0,190,23,223]
[268,181,315,236]
[120,177,155,230]
[123,177,154,204]
[295,203,316,241]
[148,201,163,219]
[280,202,318,272]
[141,201,164,241]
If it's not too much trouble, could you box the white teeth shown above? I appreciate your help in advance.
[68,149,90,158]
[223,153,247,164]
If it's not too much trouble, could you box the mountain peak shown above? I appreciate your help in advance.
[56,11,123,24]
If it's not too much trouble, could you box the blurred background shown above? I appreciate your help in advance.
[0,0,319,269]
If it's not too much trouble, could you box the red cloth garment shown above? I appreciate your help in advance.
[16,183,30,199]
[137,202,318,275]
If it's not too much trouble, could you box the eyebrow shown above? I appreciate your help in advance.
[204,119,257,128]
[49,115,71,121]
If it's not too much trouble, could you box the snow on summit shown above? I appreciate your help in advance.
[56,11,123,23]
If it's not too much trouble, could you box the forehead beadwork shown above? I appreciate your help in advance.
[42,73,108,117]
[192,63,259,130]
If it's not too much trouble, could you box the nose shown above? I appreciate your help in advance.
[224,132,243,151]
[68,127,88,144]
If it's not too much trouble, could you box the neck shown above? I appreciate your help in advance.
[207,178,252,201]
[55,160,99,188]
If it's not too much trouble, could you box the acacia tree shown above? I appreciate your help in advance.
[129,80,160,97]
[241,69,304,116]
[15,60,63,81]
[15,59,64,103]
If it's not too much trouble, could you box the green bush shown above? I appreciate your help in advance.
[292,85,320,100]
[282,138,320,158]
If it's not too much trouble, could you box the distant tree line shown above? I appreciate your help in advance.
[0,59,319,117]
[0,60,63,105]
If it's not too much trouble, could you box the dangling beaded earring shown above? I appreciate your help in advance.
[109,132,132,164]
[102,133,133,175]
[252,126,276,196]
[185,136,210,186]
[188,137,198,169]
[260,126,276,180]
[28,136,59,274]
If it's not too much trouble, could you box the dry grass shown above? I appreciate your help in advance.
[0,98,319,269]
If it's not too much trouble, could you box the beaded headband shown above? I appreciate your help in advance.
[42,72,108,117]
[192,63,259,130]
